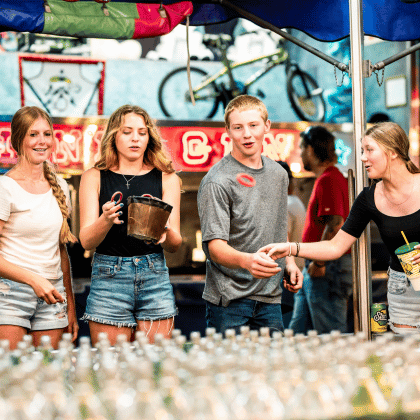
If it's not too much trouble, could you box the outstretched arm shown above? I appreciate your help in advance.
[208,239,282,279]
[259,229,357,262]
[308,214,345,277]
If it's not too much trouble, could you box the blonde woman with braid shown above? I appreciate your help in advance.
[0,106,78,349]
[79,105,182,345]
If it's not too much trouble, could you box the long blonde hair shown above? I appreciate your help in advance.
[365,122,420,174]
[94,105,175,174]
[11,106,77,244]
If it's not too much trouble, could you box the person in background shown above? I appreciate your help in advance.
[278,161,306,272]
[197,95,302,335]
[261,122,420,335]
[0,106,78,349]
[79,105,182,345]
[368,112,391,124]
[280,126,352,334]
[277,161,306,326]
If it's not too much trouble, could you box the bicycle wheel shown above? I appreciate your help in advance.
[158,67,219,120]
[286,69,326,122]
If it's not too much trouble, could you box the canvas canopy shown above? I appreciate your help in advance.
[1,0,420,42]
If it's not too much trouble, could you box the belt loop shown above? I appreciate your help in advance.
[116,257,122,271]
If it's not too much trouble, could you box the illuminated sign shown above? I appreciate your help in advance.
[0,122,302,173]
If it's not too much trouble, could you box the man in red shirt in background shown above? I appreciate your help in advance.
[288,126,353,334]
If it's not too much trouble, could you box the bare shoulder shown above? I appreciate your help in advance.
[162,172,181,188]
[81,167,100,182]
[80,168,100,192]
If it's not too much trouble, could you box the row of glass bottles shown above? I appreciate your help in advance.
[1,328,420,420]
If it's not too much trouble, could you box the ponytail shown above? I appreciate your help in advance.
[406,160,420,174]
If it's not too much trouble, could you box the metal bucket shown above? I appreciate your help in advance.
[127,194,172,242]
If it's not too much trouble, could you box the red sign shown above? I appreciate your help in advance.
[0,121,301,173]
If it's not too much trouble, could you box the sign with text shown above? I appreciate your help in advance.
[0,121,302,173]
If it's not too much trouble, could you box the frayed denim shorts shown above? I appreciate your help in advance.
[0,276,68,331]
[387,267,420,334]
[82,252,177,328]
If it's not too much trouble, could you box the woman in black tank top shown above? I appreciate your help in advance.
[79,105,182,345]
[260,122,420,335]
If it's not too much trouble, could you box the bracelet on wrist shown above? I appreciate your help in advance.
[313,261,325,268]
[288,242,292,257]
[295,242,300,257]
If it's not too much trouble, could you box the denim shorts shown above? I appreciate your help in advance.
[0,276,68,331]
[82,252,177,328]
[387,267,420,334]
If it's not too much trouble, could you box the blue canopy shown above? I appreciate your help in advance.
[1,0,420,42]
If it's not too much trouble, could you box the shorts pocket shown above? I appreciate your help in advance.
[92,263,118,279]
[388,275,408,295]
[149,256,169,274]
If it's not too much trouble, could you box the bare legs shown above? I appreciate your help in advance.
[0,325,65,350]
[89,317,175,346]
[136,317,174,344]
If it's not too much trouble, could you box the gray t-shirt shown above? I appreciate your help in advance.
[197,154,288,307]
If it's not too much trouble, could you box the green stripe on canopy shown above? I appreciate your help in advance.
[43,0,138,39]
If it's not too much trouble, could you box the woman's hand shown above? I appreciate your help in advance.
[413,244,420,265]
[102,200,124,225]
[156,224,169,245]
[65,307,79,342]
[258,243,290,260]
[31,276,64,305]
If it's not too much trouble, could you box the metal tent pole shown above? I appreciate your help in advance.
[349,0,372,339]
[217,0,349,72]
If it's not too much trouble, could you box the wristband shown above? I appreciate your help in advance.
[295,242,300,257]
[288,242,292,257]
[313,261,325,268]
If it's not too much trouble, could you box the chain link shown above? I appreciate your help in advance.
[334,64,345,87]
[374,68,385,86]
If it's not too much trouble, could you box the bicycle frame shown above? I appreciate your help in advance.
[192,47,289,99]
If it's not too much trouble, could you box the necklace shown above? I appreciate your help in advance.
[122,174,137,189]
[382,177,414,206]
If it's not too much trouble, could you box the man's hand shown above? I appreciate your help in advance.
[308,261,326,278]
[283,261,303,292]
[244,251,282,279]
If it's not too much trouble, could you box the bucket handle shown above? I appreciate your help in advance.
[111,191,123,205]
[140,194,167,204]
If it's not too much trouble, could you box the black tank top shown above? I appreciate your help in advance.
[96,169,163,256]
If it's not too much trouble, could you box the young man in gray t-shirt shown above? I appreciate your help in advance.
[197,95,303,335]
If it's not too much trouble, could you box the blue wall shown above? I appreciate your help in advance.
[287,31,411,132]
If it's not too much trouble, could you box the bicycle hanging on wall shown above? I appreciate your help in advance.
[158,33,326,122]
